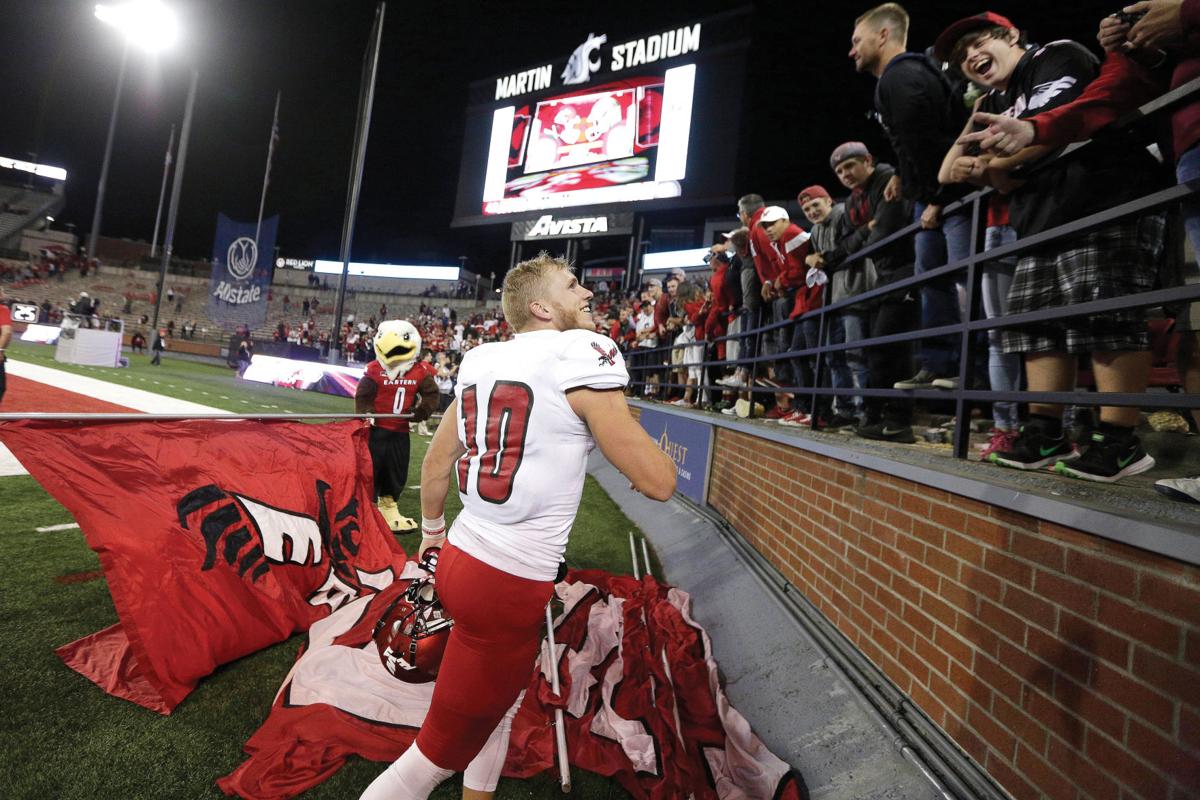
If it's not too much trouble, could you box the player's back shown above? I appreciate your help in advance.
[450,328,626,581]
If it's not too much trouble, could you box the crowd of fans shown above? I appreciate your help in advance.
[2,4,1196,504]
[595,3,1199,503]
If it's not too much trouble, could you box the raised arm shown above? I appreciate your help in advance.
[567,387,676,501]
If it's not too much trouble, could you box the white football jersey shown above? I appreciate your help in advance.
[449,328,628,581]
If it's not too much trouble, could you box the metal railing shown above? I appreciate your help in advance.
[628,77,1200,459]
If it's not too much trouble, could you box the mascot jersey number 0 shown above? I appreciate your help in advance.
[355,320,439,533]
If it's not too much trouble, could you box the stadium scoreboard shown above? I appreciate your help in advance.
[452,9,750,228]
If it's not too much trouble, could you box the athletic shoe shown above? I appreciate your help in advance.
[720,405,738,416]
[989,425,1078,471]
[931,376,960,390]
[734,399,765,418]
[1054,431,1155,483]
[1154,476,1200,505]
[855,421,917,443]
[824,413,859,430]
[778,411,812,427]
[765,405,793,421]
[716,374,747,388]
[978,429,1018,461]
[893,370,939,390]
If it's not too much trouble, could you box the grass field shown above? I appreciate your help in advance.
[1,342,649,799]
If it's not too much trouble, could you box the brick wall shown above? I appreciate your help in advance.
[705,426,1200,800]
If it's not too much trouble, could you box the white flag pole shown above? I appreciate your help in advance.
[544,603,572,793]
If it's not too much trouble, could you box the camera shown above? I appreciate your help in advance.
[1112,9,1147,25]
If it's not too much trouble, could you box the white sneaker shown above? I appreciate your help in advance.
[1154,475,1200,505]
[734,399,765,418]
[717,374,746,388]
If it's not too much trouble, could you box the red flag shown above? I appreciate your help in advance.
[0,419,407,713]
[218,570,806,799]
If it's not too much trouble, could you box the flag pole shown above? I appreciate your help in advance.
[151,68,198,336]
[254,91,281,251]
[330,2,385,364]
[544,603,572,793]
[149,124,175,259]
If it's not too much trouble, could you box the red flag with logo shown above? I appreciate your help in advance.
[218,570,807,799]
[0,419,407,714]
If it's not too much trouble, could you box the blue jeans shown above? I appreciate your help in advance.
[913,203,972,376]
[824,315,856,416]
[982,225,1021,430]
[841,310,871,411]
[788,317,821,413]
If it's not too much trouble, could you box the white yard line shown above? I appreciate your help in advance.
[36,522,80,533]
[1,358,229,477]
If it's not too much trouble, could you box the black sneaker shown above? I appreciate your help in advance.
[1054,431,1155,483]
[855,421,916,443]
[824,413,859,430]
[893,370,938,390]
[989,425,1078,471]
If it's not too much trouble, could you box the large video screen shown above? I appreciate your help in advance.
[452,15,748,227]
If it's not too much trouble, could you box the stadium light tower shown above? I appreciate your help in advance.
[87,0,181,263]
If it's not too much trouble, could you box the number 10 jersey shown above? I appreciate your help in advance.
[450,329,628,581]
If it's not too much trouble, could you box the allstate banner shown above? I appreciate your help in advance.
[208,213,277,329]
[638,407,713,504]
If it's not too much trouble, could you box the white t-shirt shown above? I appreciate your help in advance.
[450,328,628,580]
[635,311,657,348]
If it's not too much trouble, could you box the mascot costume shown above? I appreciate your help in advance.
[355,320,439,533]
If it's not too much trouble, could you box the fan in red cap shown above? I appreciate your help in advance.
[933,12,1016,63]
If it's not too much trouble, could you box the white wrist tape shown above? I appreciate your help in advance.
[421,515,446,540]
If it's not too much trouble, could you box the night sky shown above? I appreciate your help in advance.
[1,1,1104,276]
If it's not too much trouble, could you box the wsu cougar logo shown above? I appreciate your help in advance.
[226,236,258,280]
[176,480,394,612]
[562,33,606,85]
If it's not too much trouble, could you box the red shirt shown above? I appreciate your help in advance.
[0,305,11,327]
[1031,47,1197,161]
[747,207,784,284]
[769,224,823,319]
[363,360,437,432]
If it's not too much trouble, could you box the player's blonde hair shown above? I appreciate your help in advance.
[501,252,572,331]
[856,3,909,45]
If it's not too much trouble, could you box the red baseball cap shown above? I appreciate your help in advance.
[933,12,1016,63]
[797,185,831,205]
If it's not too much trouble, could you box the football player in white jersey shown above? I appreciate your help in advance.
[360,254,675,800]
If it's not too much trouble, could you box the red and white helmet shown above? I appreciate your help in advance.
[373,550,452,682]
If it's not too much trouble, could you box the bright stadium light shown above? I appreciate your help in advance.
[94,1,180,53]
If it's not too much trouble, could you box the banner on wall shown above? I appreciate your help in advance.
[637,407,713,505]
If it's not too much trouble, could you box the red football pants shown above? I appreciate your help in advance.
[415,541,554,771]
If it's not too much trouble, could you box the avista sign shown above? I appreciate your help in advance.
[495,22,702,101]
[528,214,608,237]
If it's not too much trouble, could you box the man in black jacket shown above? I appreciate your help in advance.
[826,141,918,443]
[852,2,971,391]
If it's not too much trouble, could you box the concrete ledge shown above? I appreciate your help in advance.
[631,400,1200,566]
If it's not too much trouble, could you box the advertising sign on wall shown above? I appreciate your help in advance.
[637,406,713,505]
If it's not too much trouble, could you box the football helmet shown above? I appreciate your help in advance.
[373,320,422,378]
[373,553,452,683]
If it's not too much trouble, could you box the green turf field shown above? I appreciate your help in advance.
[1,343,651,798]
